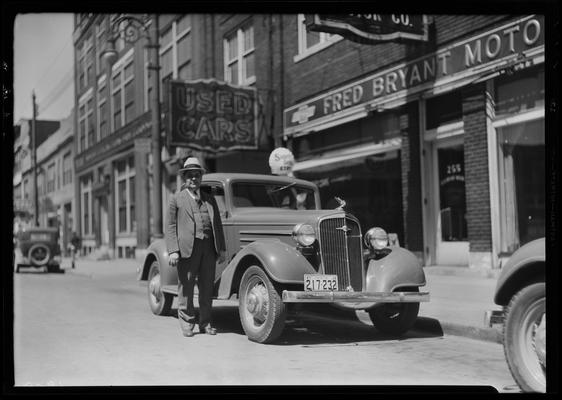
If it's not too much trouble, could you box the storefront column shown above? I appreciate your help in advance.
[462,83,493,269]
[107,163,116,258]
[74,173,82,239]
[400,102,424,261]
[134,138,151,251]
[92,169,101,248]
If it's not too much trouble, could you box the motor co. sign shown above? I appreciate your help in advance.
[306,14,428,43]
[168,79,258,152]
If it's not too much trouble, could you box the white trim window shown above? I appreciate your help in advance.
[111,50,135,132]
[46,163,55,193]
[115,156,136,234]
[97,75,108,140]
[62,152,72,186]
[78,90,94,152]
[81,175,93,237]
[151,15,193,106]
[78,35,94,92]
[295,14,342,62]
[224,23,255,86]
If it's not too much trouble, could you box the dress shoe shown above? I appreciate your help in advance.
[202,326,217,335]
[182,328,195,337]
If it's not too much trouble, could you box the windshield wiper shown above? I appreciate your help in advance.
[268,182,296,193]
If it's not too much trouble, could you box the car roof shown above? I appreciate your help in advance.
[24,227,58,233]
[202,173,317,188]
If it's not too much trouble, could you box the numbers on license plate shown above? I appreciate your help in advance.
[304,274,338,291]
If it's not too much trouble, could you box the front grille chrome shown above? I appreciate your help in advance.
[318,215,363,291]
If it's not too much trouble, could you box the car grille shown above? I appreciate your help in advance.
[318,216,363,291]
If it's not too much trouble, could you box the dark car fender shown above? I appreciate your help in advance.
[494,238,545,306]
[138,239,177,287]
[217,240,316,299]
[365,246,426,293]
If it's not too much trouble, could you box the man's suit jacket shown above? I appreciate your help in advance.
[165,188,226,259]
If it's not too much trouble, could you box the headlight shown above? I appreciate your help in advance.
[364,227,389,250]
[292,223,316,246]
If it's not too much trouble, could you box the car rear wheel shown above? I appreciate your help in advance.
[503,282,545,393]
[28,244,50,266]
[147,260,173,316]
[368,287,420,336]
[238,265,286,344]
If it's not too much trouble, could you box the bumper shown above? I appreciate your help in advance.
[282,290,430,304]
[484,309,505,327]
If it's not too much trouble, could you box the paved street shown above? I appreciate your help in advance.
[12,260,518,391]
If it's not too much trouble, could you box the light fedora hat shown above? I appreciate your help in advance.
[179,157,206,173]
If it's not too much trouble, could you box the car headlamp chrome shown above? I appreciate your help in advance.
[364,227,389,250]
[292,223,316,246]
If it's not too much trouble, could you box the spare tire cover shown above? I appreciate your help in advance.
[29,244,51,266]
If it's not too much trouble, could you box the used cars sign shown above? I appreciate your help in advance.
[306,14,428,43]
[168,79,259,152]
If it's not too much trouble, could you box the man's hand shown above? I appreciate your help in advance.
[169,252,179,267]
[218,250,226,264]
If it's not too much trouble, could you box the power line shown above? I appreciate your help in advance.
[32,38,73,91]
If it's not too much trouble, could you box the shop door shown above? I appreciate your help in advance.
[100,196,109,245]
[432,138,469,265]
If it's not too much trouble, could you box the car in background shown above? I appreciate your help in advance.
[485,238,545,392]
[138,173,429,343]
[14,227,63,273]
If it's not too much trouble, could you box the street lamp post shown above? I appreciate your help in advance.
[103,14,163,239]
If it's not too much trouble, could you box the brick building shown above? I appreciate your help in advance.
[72,13,545,267]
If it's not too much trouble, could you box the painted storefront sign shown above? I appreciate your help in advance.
[168,79,259,152]
[284,15,544,135]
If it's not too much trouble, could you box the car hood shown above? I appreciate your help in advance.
[229,208,354,227]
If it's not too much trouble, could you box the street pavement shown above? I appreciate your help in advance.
[59,256,504,344]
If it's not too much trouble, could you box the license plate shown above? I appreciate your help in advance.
[304,274,338,291]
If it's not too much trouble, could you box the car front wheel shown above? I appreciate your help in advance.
[147,260,173,316]
[368,287,420,336]
[238,265,286,344]
[503,282,546,393]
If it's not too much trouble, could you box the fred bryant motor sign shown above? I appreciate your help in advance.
[168,79,259,152]
[285,15,544,134]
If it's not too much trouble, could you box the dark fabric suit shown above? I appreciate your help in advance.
[165,188,226,330]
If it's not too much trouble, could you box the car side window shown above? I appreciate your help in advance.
[201,184,227,217]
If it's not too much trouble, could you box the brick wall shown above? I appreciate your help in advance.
[462,83,492,253]
[400,103,423,252]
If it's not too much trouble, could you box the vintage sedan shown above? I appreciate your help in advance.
[138,173,429,343]
[485,238,546,392]
[14,227,63,273]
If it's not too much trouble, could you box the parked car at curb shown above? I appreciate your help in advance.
[485,237,545,392]
[14,227,63,273]
[138,173,429,343]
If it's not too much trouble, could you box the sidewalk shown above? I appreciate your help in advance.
[61,257,504,343]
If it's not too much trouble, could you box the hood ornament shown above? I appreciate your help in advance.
[336,225,352,234]
[334,196,346,210]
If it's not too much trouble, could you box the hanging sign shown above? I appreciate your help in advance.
[305,14,428,43]
[269,147,295,176]
[168,79,259,152]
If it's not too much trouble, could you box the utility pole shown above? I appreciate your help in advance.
[31,91,39,226]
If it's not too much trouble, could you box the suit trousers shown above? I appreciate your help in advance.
[177,237,216,332]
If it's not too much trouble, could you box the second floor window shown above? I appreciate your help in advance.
[111,50,135,132]
[47,163,55,193]
[224,24,255,86]
[296,14,341,59]
[78,36,94,92]
[95,18,107,75]
[63,152,72,186]
[78,91,94,153]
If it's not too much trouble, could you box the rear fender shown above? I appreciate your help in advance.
[217,240,316,299]
[365,247,426,293]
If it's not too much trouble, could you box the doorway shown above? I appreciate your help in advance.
[100,196,109,246]
[431,136,469,265]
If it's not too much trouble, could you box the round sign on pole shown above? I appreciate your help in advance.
[269,147,295,176]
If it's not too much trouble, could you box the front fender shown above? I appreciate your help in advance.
[138,239,177,287]
[217,240,316,299]
[365,247,426,293]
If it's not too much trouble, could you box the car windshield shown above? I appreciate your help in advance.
[232,182,317,210]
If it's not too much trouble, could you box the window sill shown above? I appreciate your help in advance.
[293,36,343,64]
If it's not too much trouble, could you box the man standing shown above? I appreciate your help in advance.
[165,157,226,337]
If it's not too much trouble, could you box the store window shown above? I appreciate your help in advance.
[224,23,255,86]
[494,67,545,253]
[81,175,93,236]
[437,144,467,241]
[296,14,342,60]
[115,156,136,233]
[111,50,135,132]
